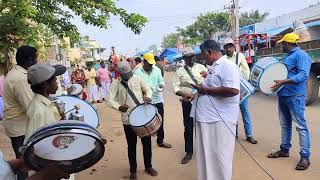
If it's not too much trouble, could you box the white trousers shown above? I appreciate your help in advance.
[99,81,110,98]
[87,84,100,102]
[196,121,236,180]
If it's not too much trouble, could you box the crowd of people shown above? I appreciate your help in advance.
[0,32,313,180]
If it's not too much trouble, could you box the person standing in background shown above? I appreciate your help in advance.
[135,53,172,149]
[97,61,112,101]
[224,38,258,144]
[132,57,143,73]
[0,75,4,120]
[85,63,101,104]
[2,46,38,180]
[173,47,207,164]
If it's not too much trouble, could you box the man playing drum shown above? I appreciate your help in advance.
[107,61,158,180]
[172,47,207,164]
[135,53,172,149]
[223,38,258,144]
[24,63,74,180]
[2,46,38,180]
[268,33,312,170]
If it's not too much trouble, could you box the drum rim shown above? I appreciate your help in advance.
[23,129,106,173]
[26,121,100,143]
[128,104,158,127]
[56,95,100,128]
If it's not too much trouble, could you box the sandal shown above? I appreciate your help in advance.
[158,142,172,149]
[145,168,158,176]
[267,150,289,158]
[295,158,310,170]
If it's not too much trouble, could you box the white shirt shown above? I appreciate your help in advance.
[0,151,15,180]
[245,49,255,58]
[191,56,240,124]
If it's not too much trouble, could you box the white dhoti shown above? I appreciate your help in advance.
[195,120,236,180]
[99,81,110,99]
[87,84,100,102]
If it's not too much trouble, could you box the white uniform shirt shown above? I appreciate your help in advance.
[0,151,15,180]
[191,56,240,124]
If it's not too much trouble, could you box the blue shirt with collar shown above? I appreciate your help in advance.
[277,47,312,97]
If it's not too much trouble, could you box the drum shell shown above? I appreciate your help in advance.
[240,76,255,104]
[128,104,163,138]
[21,121,106,174]
[131,113,162,137]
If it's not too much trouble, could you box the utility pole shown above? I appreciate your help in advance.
[235,0,240,51]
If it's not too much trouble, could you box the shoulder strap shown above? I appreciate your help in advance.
[183,66,198,84]
[236,52,240,67]
[120,81,140,106]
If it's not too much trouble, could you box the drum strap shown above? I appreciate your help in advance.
[120,81,140,105]
[235,52,240,67]
[184,66,198,84]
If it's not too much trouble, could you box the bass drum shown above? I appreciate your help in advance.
[21,120,106,174]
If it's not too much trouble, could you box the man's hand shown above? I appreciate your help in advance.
[8,159,31,173]
[66,85,76,95]
[143,97,151,103]
[200,71,208,78]
[28,166,70,180]
[182,93,195,102]
[271,80,286,92]
[191,84,206,94]
[119,105,129,113]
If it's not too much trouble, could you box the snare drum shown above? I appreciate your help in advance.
[240,76,255,104]
[55,96,100,128]
[66,84,83,97]
[21,120,106,174]
[128,104,162,137]
[250,57,288,95]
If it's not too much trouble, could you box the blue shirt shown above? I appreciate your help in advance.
[134,66,165,104]
[278,47,312,97]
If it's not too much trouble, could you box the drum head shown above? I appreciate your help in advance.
[67,84,83,96]
[56,96,100,128]
[129,104,157,127]
[23,120,105,174]
[259,63,288,94]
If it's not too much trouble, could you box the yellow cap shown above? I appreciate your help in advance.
[277,33,300,44]
[143,53,156,65]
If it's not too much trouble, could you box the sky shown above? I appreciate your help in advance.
[73,0,320,55]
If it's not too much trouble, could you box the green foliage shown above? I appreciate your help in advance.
[176,12,229,46]
[240,9,269,27]
[161,10,269,49]
[161,33,180,48]
[0,0,147,64]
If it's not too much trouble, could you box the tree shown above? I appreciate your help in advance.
[0,0,147,66]
[176,12,229,46]
[161,32,181,48]
[240,9,269,27]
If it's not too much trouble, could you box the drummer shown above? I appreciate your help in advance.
[268,33,312,170]
[25,63,75,180]
[135,53,172,149]
[223,38,258,144]
[107,61,158,180]
[172,47,207,164]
